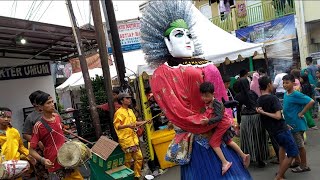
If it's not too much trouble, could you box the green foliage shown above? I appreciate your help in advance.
[79,75,112,141]
[55,91,64,113]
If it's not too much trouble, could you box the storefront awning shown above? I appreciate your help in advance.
[0,16,98,62]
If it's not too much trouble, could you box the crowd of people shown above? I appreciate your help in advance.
[224,56,319,180]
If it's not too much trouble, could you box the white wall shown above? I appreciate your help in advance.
[0,58,56,133]
[0,76,56,133]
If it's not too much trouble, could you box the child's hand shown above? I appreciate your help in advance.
[43,159,54,169]
[298,112,304,118]
[256,107,264,114]
[200,117,209,125]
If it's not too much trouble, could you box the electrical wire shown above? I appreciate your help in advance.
[76,0,85,26]
[25,1,36,20]
[13,1,18,18]
[10,0,16,17]
[37,0,53,21]
[30,0,44,21]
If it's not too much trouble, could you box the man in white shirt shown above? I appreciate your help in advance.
[273,72,287,99]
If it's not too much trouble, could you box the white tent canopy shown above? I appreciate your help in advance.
[56,68,103,93]
[191,6,263,64]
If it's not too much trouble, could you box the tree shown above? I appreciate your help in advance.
[79,75,113,142]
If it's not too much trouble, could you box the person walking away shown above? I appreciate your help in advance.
[305,57,317,86]
[256,76,299,180]
[273,72,287,99]
[29,93,83,179]
[199,82,250,175]
[300,75,318,129]
[282,75,314,173]
[113,93,148,179]
[235,78,269,168]
[22,90,49,179]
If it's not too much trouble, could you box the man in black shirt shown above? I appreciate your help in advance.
[256,76,299,180]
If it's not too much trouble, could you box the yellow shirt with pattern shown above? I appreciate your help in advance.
[0,127,29,161]
[113,107,139,149]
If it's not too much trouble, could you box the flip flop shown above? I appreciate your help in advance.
[291,166,311,173]
[222,162,232,175]
[290,162,300,168]
[243,154,250,168]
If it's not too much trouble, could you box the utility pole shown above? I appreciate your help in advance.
[101,1,118,77]
[65,0,102,139]
[89,0,118,141]
[103,0,126,86]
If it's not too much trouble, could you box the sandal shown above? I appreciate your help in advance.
[243,154,250,168]
[290,162,300,168]
[222,162,232,175]
[291,166,311,173]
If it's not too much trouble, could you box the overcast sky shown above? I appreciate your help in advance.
[0,1,144,27]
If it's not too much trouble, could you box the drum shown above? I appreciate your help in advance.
[0,160,30,179]
[57,141,92,169]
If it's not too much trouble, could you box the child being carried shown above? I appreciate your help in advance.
[199,82,250,175]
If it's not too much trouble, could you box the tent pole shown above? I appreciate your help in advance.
[66,0,102,139]
[90,0,118,141]
[249,56,254,71]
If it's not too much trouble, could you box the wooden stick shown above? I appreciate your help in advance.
[63,129,94,145]
[134,112,163,131]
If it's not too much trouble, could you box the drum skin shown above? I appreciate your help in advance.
[0,160,30,179]
[57,141,92,169]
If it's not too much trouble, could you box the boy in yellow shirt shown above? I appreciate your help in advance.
[0,107,31,179]
[113,93,147,179]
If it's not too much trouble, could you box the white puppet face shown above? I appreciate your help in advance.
[164,28,195,58]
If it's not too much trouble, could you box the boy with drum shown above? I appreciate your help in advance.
[114,93,148,180]
[23,90,49,179]
[29,92,83,180]
[0,107,32,179]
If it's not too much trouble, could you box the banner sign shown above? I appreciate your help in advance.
[0,62,51,80]
[107,20,141,53]
[236,15,296,44]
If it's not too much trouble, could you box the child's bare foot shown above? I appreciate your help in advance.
[243,154,250,168]
[222,162,232,175]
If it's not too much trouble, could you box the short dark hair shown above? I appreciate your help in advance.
[282,74,295,82]
[35,92,51,106]
[291,69,301,79]
[222,76,231,83]
[306,57,313,63]
[200,82,214,94]
[0,107,11,112]
[29,90,45,104]
[258,76,271,90]
[258,68,266,74]
[239,69,248,77]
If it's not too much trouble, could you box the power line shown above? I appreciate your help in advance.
[25,1,36,20]
[10,0,16,17]
[76,0,85,25]
[13,1,18,18]
[30,0,44,21]
[37,0,53,22]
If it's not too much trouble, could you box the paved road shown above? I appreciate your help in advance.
[155,121,320,180]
